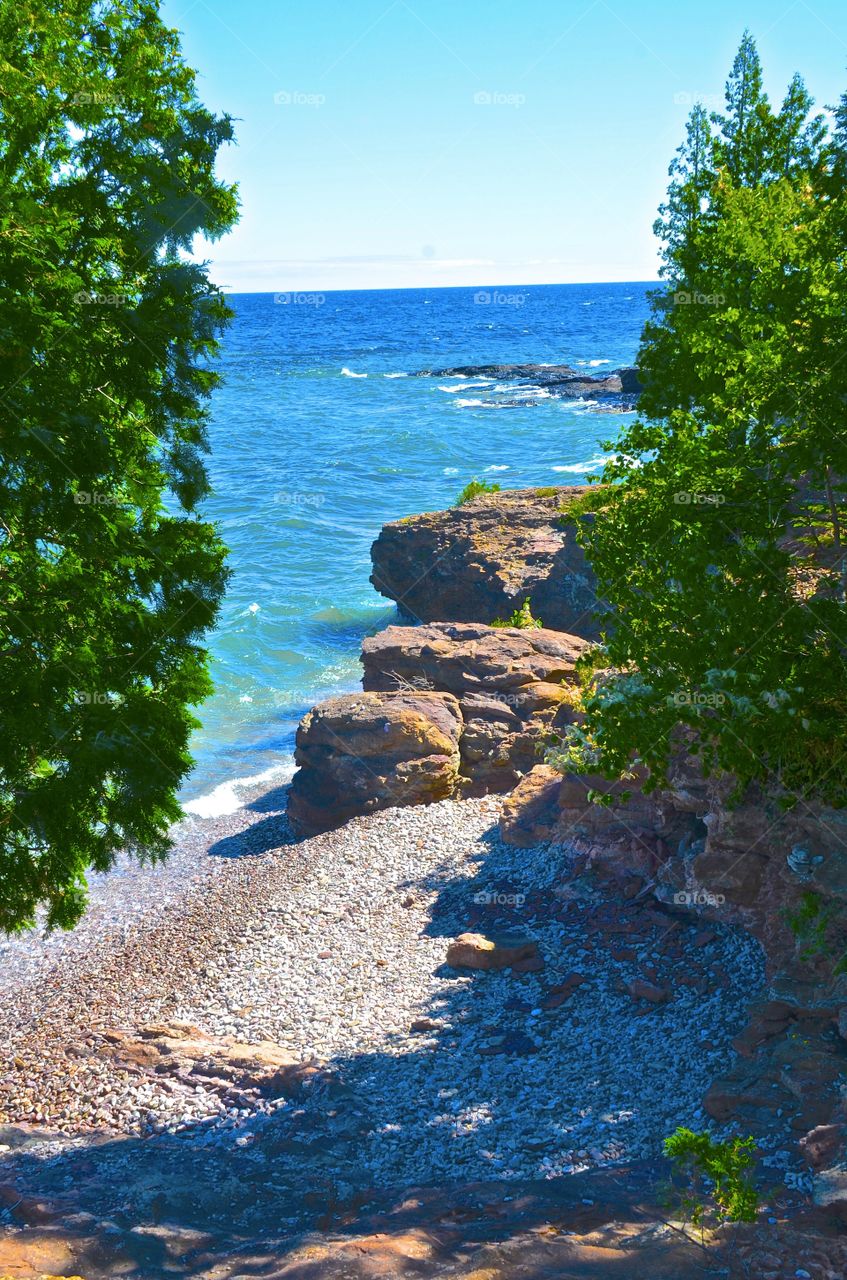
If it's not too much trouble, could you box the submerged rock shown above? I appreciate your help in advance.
[370,485,603,638]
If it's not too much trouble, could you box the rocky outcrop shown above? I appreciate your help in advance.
[288,690,462,834]
[499,755,847,1184]
[370,486,602,638]
[288,623,588,834]
[362,621,588,792]
[502,758,847,949]
[419,363,642,409]
[499,764,564,847]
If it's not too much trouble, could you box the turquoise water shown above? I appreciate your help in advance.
[184,283,651,811]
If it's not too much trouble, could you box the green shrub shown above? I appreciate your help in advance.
[664,1128,759,1227]
[455,478,501,506]
[492,599,543,629]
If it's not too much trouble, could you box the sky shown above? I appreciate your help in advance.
[164,0,847,291]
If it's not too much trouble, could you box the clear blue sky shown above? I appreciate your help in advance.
[165,0,847,291]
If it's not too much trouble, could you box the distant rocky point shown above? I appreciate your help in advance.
[417,362,642,409]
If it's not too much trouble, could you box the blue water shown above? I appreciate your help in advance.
[183,282,652,812]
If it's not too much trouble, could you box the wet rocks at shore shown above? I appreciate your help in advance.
[419,362,642,410]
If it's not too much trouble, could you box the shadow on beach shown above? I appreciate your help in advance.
[0,797,775,1279]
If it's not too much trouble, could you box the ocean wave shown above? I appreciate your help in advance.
[455,397,514,409]
[443,466,459,475]
[552,455,610,474]
[495,386,551,401]
[437,381,492,393]
[341,367,367,378]
[576,359,612,367]
[484,464,510,472]
[383,371,409,378]
[183,761,295,819]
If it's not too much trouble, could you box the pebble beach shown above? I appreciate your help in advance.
[0,782,766,1206]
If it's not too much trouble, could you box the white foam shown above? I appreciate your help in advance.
[484,465,510,472]
[576,359,612,367]
[443,467,459,475]
[552,455,610,474]
[437,381,492,393]
[383,372,408,378]
[183,762,295,819]
[341,367,367,378]
[455,398,501,408]
[500,387,551,401]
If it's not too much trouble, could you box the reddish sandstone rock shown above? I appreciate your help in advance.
[288,690,463,834]
[800,1124,845,1170]
[500,765,563,846]
[362,622,588,792]
[542,973,587,1008]
[370,485,603,638]
[445,931,539,972]
[102,1022,320,1097]
[626,980,670,1005]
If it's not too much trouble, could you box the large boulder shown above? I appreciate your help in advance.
[370,486,602,639]
[362,621,589,791]
[288,691,462,835]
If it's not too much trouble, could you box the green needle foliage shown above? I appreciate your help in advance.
[554,32,847,805]
[664,1127,759,1227]
[0,0,238,931]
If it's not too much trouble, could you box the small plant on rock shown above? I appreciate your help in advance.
[455,478,501,506]
[663,1127,759,1233]
[491,599,543,629]
[784,890,847,975]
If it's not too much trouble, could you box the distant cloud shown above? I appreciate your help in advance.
[202,253,659,293]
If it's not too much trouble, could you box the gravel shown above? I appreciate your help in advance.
[0,787,766,1193]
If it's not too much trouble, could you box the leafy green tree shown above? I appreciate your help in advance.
[553,34,847,803]
[0,0,238,931]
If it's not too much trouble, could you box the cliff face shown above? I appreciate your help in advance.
[370,486,603,639]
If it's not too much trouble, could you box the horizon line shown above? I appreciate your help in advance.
[218,278,662,295]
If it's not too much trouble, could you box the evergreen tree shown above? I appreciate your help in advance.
[0,0,238,931]
[553,34,847,803]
